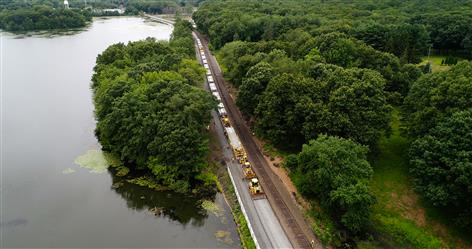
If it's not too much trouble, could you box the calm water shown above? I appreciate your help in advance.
[1,17,239,248]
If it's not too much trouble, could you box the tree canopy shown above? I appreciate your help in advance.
[404,61,472,137]
[254,66,391,148]
[285,135,375,234]
[194,0,472,58]
[0,6,91,31]
[409,109,472,228]
[92,20,215,192]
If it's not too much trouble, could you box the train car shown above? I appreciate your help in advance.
[207,75,214,83]
[218,107,227,117]
[206,69,212,76]
[226,126,242,152]
[212,91,221,101]
[209,83,217,92]
[202,59,207,64]
[204,64,209,69]
[202,55,206,60]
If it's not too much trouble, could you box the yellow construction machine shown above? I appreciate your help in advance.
[221,115,231,127]
[242,162,256,179]
[248,177,265,199]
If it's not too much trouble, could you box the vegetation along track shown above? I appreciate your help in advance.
[196,32,322,249]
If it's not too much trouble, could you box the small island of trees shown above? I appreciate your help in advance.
[0,5,91,31]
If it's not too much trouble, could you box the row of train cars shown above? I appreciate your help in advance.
[195,36,266,200]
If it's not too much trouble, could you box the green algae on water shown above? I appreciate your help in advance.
[214,230,234,245]
[104,152,129,176]
[74,150,129,175]
[201,200,223,217]
[62,168,75,174]
[74,150,110,174]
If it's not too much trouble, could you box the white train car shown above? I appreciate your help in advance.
[218,107,227,116]
[209,83,217,92]
[207,75,214,83]
[206,69,211,76]
[204,64,209,69]
[226,127,242,151]
[212,91,221,101]
[202,59,208,64]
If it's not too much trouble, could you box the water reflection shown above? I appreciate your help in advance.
[108,168,209,227]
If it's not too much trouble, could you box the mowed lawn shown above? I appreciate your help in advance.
[366,109,472,249]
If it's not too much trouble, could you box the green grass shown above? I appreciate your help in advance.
[368,108,471,249]
[419,55,451,72]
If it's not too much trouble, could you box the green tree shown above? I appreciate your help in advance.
[352,22,429,63]
[409,109,472,228]
[303,66,391,147]
[177,58,206,86]
[92,32,214,193]
[255,73,316,147]
[404,61,472,137]
[285,135,375,234]
[0,6,91,31]
[236,62,274,116]
[255,65,390,148]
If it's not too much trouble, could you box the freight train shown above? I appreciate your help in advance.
[195,35,265,200]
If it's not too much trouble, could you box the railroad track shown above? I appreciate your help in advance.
[196,32,321,249]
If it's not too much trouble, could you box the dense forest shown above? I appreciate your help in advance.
[193,0,472,248]
[0,5,91,31]
[92,20,216,193]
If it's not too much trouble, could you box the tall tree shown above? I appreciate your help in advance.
[237,62,274,116]
[285,135,375,234]
[404,61,472,137]
[409,109,472,228]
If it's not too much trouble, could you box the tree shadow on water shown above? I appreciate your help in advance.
[108,169,208,227]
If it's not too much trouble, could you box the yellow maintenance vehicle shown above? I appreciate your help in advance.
[221,115,231,127]
[249,177,265,199]
[242,161,256,179]
[233,147,245,161]
[238,152,248,164]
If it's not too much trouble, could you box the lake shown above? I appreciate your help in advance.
[1,17,239,248]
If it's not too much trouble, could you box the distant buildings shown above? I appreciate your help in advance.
[92,8,125,15]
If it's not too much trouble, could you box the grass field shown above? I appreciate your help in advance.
[419,55,451,72]
[366,109,472,249]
